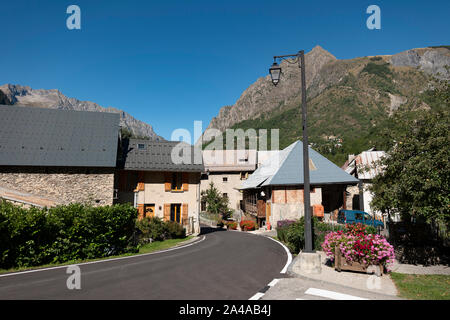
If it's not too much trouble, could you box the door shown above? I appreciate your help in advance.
[170,204,182,223]
[144,204,155,218]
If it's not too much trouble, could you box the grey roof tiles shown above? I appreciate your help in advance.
[121,139,204,172]
[0,105,120,167]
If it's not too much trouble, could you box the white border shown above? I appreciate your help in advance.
[265,236,292,274]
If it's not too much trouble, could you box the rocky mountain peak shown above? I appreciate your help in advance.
[0,84,163,141]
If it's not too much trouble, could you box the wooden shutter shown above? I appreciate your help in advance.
[164,172,171,192]
[182,203,188,225]
[182,173,189,191]
[137,204,144,220]
[163,204,171,221]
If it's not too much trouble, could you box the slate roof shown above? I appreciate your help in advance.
[0,105,120,167]
[241,141,359,189]
[121,139,204,172]
[202,149,257,172]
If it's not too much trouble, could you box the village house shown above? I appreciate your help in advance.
[0,105,120,207]
[342,148,398,222]
[240,141,359,229]
[0,105,203,235]
[115,139,204,234]
[200,150,257,213]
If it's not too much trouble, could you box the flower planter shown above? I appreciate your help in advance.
[334,247,383,276]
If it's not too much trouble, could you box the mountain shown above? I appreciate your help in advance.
[202,45,450,165]
[0,84,163,141]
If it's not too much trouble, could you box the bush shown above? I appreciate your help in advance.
[135,217,186,243]
[276,217,345,253]
[276,220,296,244]
[0,201,138,269]
[225,221,237,230]
[165,220,186,239]
[135,217,167,242]
[240,220,256,231]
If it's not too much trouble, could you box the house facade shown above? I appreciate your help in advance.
[0,105,120,207]
[200,150,257,213]
[342,149,398,222]
[115,139,204,234]
[241,141,359,229]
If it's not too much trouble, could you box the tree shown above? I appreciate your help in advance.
[369,79,450,228]
[201,182,233,220]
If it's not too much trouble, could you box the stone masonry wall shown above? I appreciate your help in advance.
[0,167,115,206]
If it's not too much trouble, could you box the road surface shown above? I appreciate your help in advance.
[0,227,288,300]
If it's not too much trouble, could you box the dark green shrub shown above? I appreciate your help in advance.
[278,216,346,254]
[165,221,186,239]
[135,217,186,244]
[0,201,138,269]
[285,220,305,253]
[135,217,168,242]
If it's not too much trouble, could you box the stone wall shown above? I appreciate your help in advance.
[0,167,115,206]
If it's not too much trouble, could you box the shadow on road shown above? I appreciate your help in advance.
[200,224,226,235]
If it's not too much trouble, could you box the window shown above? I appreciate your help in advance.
[223,193,228,199]
[240,172,249,180]
[355,213,363,220]
[138,143,146,150]
[223,177,228,182]
[171,172,183,191]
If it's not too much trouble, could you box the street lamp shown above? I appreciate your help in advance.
[269,50,314,253]
[269,62,282,86]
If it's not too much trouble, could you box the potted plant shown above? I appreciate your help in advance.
[240,220,256,231]
[322,223,395,276]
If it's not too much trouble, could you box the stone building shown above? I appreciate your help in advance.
[200,150,257,213]
[0,105,120,207]
[240,141,359,229]
[115,139,204,234]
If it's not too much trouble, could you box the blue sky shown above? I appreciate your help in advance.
[1,0,449,140]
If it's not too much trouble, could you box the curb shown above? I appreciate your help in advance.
[287,254,400,298]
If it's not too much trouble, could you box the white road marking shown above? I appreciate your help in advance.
[265,236,292,274]
[0,236,206,278]
[249,292,265,300]
[304,288,368,300]
[268,279,280,287]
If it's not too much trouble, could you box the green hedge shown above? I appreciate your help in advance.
[0,201,138,269]
[277,217,347,253]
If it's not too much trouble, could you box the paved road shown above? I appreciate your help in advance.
[0,227,287,300]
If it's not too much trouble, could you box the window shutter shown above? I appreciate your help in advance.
[137,204,144,220]
[164,172,171,192]
[182,203,188,226]
[163,204,171,221]
[182,173,189,191]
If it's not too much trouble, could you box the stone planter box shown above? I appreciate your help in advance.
[334,247,383,276]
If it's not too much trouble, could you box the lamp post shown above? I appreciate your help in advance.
[269,50,314,253]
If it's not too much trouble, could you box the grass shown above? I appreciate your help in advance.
[391,272,450,300]
[0,236,194,275]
